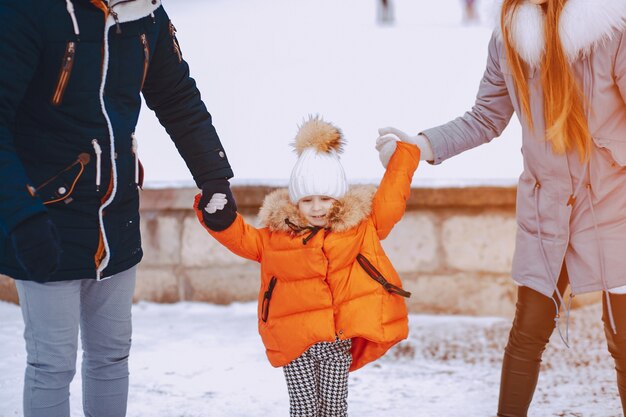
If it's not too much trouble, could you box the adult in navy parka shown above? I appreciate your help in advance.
[0,0,236,415]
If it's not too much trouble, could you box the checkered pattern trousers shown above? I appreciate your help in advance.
[283,338,352,417]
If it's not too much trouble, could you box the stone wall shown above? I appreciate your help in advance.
[0,186,599,317]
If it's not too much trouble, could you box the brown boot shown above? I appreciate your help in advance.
[497,267,568,416]
[603,292,626,413]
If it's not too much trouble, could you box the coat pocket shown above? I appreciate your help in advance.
[35,153,90,205]
[594,137,626,167]
[51,41,77,106]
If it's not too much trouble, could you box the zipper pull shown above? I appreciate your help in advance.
[92,139,102,192]
[109,8,122,34]
[65,42,76,69]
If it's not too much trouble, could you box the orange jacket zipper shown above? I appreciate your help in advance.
[51,41,76,106]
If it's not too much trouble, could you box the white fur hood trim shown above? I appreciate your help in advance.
[258,186,376,233]
[495,0,626,67]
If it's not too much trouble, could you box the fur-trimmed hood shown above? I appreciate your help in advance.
[258,186,376,234]
[495,0,626,67]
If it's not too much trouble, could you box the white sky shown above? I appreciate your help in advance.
[135,0,524,188]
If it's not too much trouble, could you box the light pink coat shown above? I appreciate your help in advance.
[422,1,626,307]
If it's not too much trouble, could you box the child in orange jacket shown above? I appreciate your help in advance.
[193,116,420,416]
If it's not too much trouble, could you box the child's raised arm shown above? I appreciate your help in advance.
[370,139,420,240]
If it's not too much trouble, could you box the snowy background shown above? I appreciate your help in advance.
[0,301,622,416]
[2,1,621,416]
[136,0,523,188]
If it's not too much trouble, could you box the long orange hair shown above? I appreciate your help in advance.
[501,0,591,161]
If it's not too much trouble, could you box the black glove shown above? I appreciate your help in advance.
[199,179,238,231]
[10,213,62,281]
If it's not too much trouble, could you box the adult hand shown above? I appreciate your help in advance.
[198,179,237,231]
[376,127,434,167]
[10,213,62,281]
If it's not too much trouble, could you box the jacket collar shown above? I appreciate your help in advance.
[89,0,161,24]
[258,186,376,234]
[496,0,626,67]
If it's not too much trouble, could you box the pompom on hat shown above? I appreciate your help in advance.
[288,116,348,203]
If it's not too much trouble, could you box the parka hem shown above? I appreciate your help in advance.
[0,254,142,282]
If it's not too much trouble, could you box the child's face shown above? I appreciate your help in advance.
[297,195,336,227]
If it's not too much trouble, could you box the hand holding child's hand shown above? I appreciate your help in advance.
[376,127,434,167]
[197,179,238,231]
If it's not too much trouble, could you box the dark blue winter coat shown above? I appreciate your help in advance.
[0,0,233,281]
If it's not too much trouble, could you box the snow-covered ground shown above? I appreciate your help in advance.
[136,0,524,188]
[0,300,622,417]
[2,1,620,416]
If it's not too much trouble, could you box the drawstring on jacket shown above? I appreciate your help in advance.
[131,133,139,185]
[284,219,323,245]
[586,183,618,334]
[576,59,617,333]
[92,139,102,192]
[533,181,570,347]
[569,160,617,334]
[65,0,80,38]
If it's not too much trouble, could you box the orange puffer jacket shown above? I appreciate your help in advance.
[194,143,420,371]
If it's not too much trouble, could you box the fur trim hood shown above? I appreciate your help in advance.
[495,0,626,67]
[258,186,376,234]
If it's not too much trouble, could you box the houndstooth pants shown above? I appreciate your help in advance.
[283,338,352,417]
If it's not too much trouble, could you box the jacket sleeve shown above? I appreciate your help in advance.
[0,0,47,234]
[616,29,626,105]
[370,142,420,240]
[193,194,263,262]
[141,6,233,187]
[420,32,515,165]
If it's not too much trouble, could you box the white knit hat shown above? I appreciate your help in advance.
[288,116,348,203]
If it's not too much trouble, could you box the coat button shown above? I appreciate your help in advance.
[58,187,67,195]
[338,329,344,335]
[218,151,225,158]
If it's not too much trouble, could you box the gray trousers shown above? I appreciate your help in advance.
[15,266,136,417]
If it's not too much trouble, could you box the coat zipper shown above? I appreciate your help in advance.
[261,277,277,322]
[51,41,76,106]
[168,21,182,63]
[140,33,150,90]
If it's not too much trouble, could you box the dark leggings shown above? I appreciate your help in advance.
[497,265,626,416]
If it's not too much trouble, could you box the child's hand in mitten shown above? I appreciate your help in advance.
[194,182,237,231]
[204,193,227,214]
[376,127,434,167]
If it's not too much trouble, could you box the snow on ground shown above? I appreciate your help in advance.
[135,0,524,188]
[0,300,622,417]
